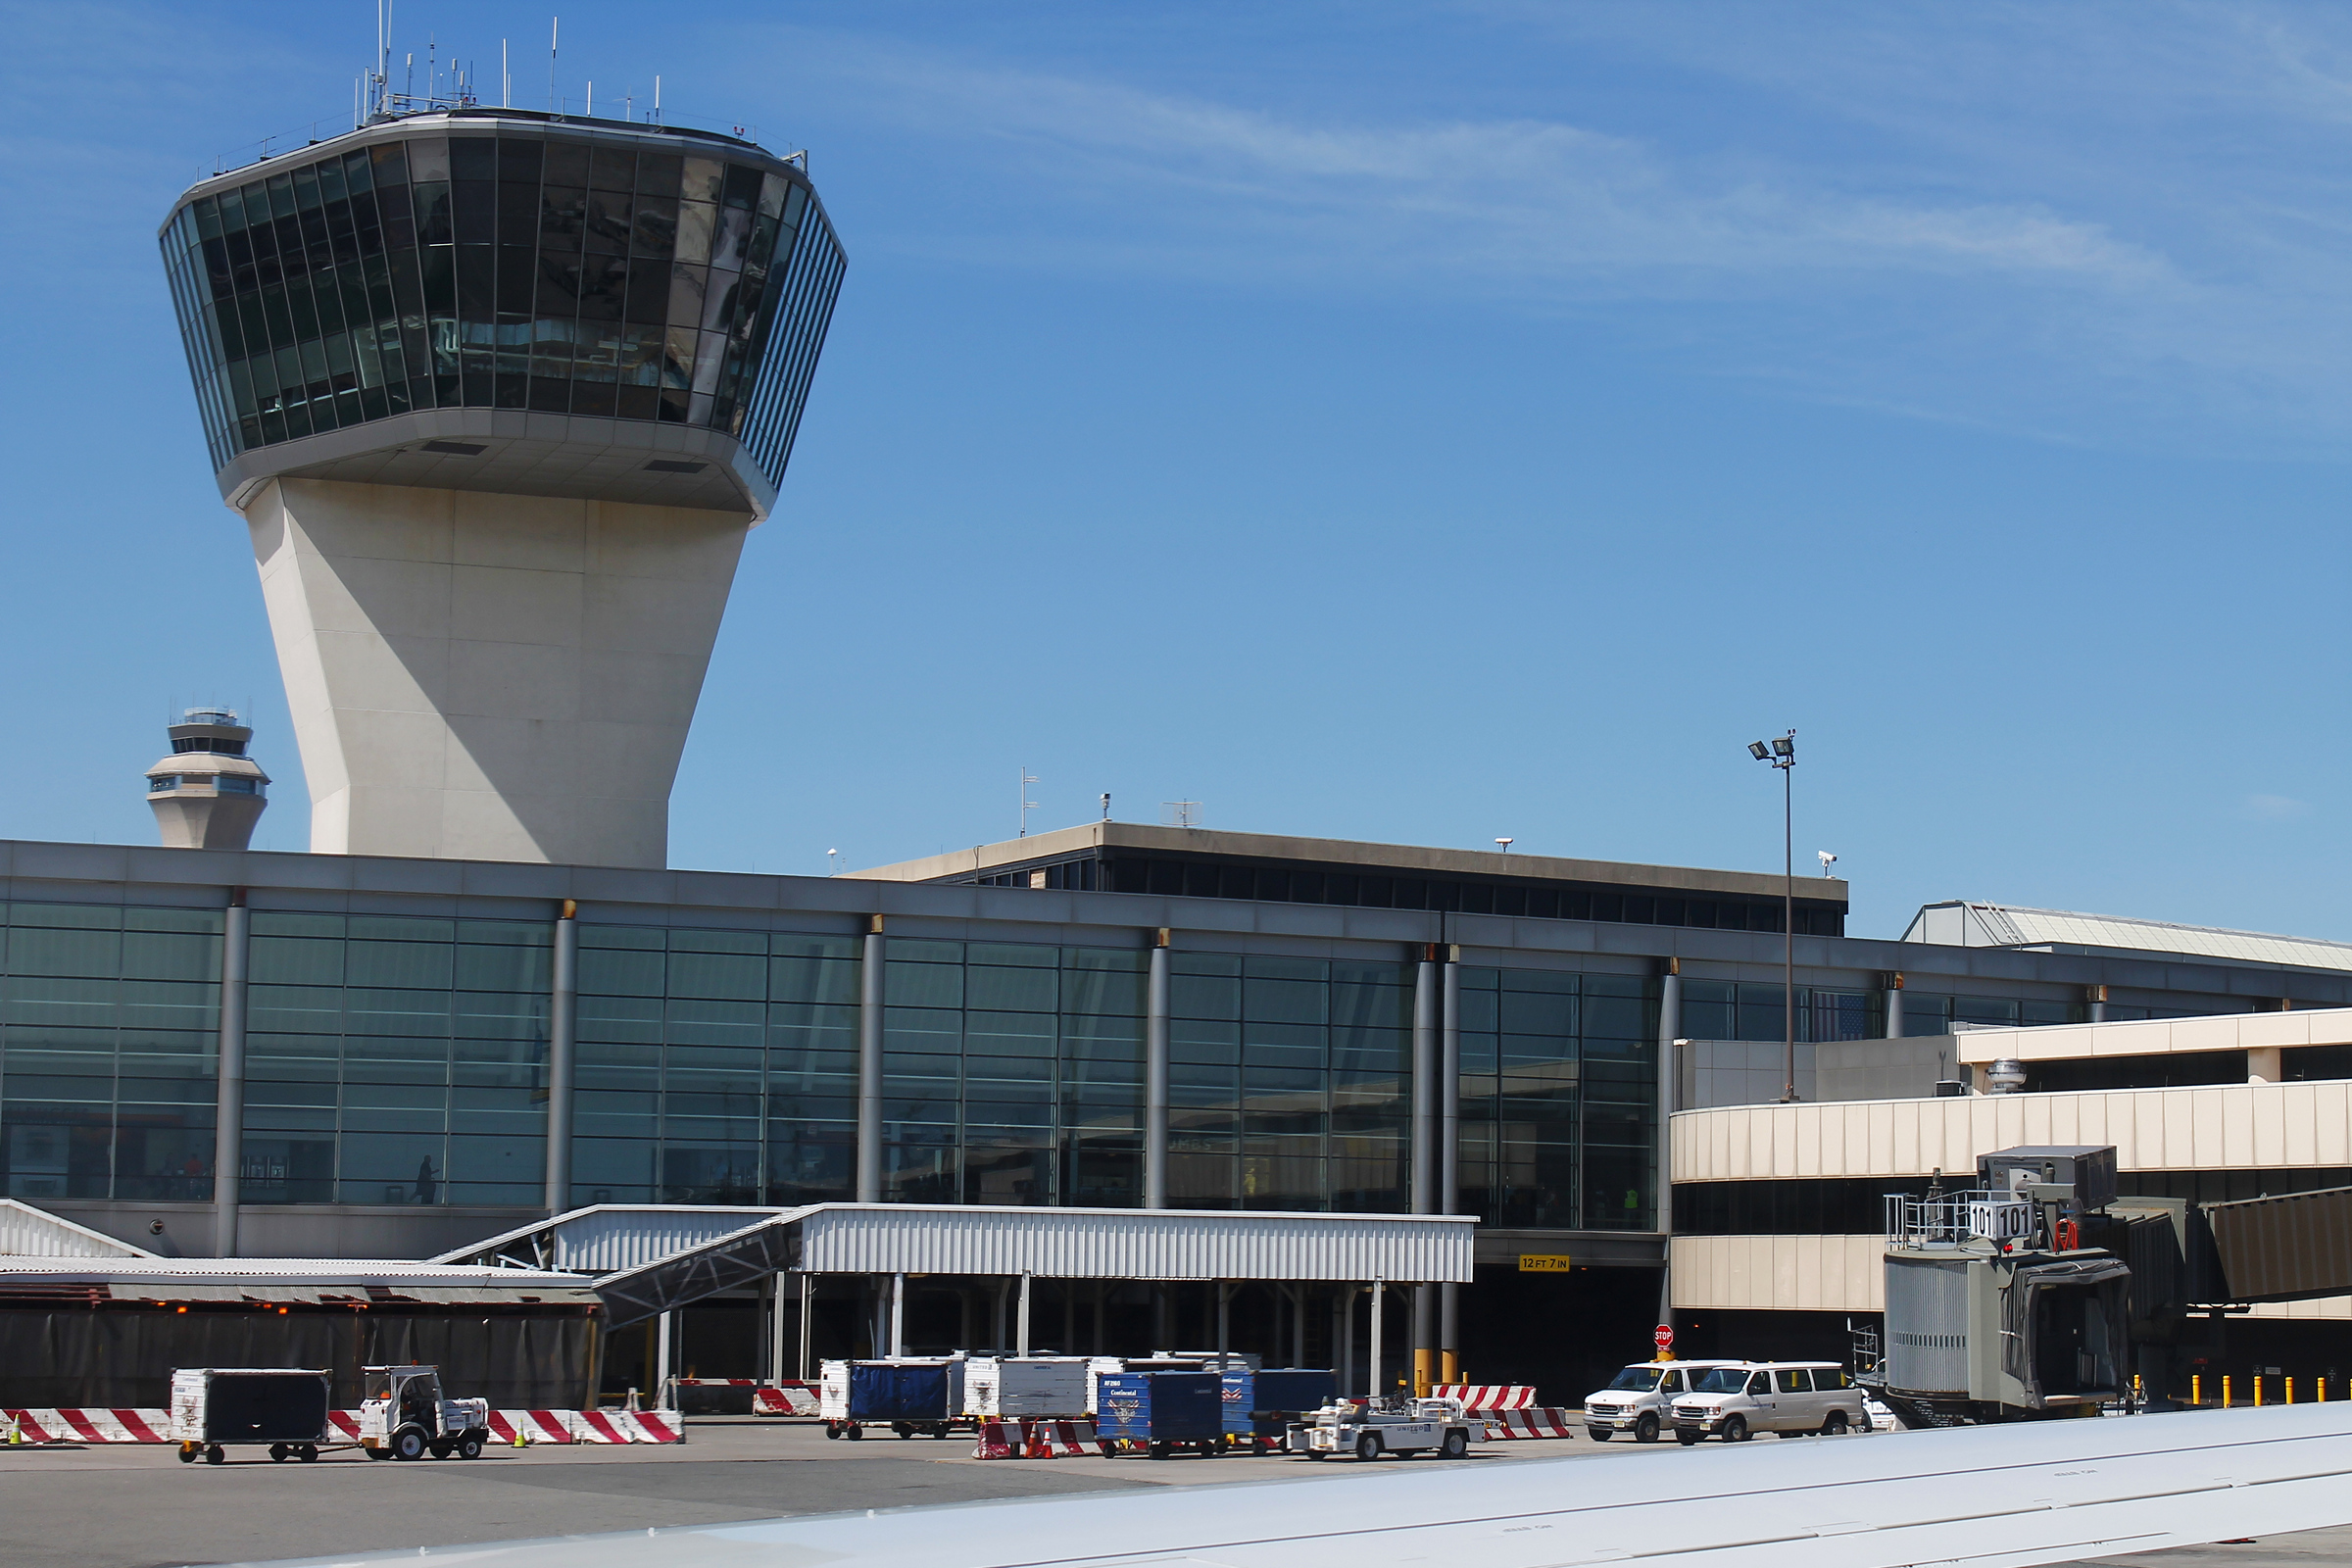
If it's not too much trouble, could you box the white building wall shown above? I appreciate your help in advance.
[1670,1081,2352,1315]
[1672,1081,2352,1183]
[1951,1008,2352,1065]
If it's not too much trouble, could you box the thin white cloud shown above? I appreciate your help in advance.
[844,55,2169,293]
[2245,794,2314,820]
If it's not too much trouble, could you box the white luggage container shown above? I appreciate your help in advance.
[964,1356,1095,1419]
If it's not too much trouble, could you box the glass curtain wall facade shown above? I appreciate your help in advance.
[0,905,220,1202]
[241,913,550,1206]
[1168,956,1413,1212]
[1456,969,1657,1230]
[160,122,844,487]
[568,931,1149,1209]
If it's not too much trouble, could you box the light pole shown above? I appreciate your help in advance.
[1746,731,1797,1102]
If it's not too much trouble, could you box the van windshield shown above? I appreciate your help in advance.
[1604,1366,1663,1392]
[1690,1368,1749,1394]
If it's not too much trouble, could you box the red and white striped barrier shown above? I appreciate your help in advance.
[754,1383,821,1417]
[1480,1407,1580,1440]
[1433,1385,1538,1411]
[972,1419,1100,1459]
[5,1407,680,1446]
[4,1409,170,1444]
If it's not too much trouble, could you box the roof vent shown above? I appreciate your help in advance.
[421,440,487,456]
[643,459,706,473]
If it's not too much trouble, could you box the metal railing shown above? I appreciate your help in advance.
[1886,1189,2039,1249]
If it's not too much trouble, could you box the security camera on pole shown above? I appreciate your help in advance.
[1745,731,1798,1102]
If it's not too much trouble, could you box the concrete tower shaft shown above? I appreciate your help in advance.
[161,109,846,868]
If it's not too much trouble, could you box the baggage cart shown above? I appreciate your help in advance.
[964,1356,1093,1420]
[169,1368,333,1465]
[819,1356,967,1440]
[1222,1368,1338,1450]
[1096,1370,1223,1459]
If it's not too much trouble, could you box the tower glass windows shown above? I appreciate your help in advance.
[160,122,845,492]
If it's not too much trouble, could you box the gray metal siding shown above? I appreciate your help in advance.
[795,1205,1474,1283]
[1884,1254,1971,1396]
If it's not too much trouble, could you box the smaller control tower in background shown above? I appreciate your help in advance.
[146,709,270,850]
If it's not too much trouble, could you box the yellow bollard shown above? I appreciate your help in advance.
[2224,1375,2232,1408]
[2256,1375,2265,1407]
[2288,1377,2296,1405]
[2193,1373,2203,1406]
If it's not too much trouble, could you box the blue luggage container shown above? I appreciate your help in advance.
[1222,1368,1338,1443]
[848,1362,952,1422]
[1096,1371,1223,1457]
[1223,1369,1337,1429]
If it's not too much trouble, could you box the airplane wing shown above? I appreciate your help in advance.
[247,1403,2352,1568]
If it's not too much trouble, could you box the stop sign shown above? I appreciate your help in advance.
[1653,1324,1674,1348]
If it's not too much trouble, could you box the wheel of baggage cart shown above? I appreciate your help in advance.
[1675,1428,1700,1446]
[1355,1432,1382,1461]
[393,1426,430,1461]
[892,1422,913,1439]
[298,1445,319,1462]
[845,1423,863,1441]
[1148,1441,1170,1460]
[824,1422,840,1440]
[458,1432,485,1459]
[1198,1441,1218,1457]
[1635,1413,1659,1444]
[930,1424,948,1439]
[177,1446,198,1464]
[204,1445,225,1465]
[270,1444,288,1462]
[1589,1427,1611,1441]
[1720,1415,1748,1444]
[1441,1429,1469,1460]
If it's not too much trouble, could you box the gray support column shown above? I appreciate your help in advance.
[858,916,885,1202]
[1411,951,1438,1213]
[2087,984,2108,1023]
[1017,1272,1033,1356]
[1410,952,1437,1393]
[211,891,250,1259]
[1656,958,1680,1330]
[1439,951,1461,1384]
[544,900,578,1212]
[1145,930,1171,1208]
[798,1272,812,1380]
[1885,972,1904,1041]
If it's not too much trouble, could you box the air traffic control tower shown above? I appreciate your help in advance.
[159,106,844,868]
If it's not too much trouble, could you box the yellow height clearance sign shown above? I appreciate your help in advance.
[1518,1254,1573,1273]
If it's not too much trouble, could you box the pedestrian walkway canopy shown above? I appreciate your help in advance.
[441,1202,1477,1329]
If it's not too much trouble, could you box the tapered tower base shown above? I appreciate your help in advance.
[247,476,750,868]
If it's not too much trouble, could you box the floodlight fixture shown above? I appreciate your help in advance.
[1747,741,1770,760]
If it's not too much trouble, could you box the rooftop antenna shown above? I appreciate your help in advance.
[427,35,435,105]
[1494,837,1514,853]
[1018,767,1039,838]
[406,51,415,105]
[826,849,840,876]
[586,80,593,118]
[654,75,662,124]
[548,17,558,113]
[1162,801,1201,829]
[1818,851,1838,877]
[501,40,509,108]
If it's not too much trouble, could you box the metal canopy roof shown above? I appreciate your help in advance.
[1905,900,2352,972]
[0,1199,159,1259]
[443,1202,1478,1330]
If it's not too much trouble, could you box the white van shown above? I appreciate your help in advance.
[1582,1360,1750,1443]
[1669,1361,1865,1444]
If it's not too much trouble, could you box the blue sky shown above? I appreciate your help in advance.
[3,2,2349,940]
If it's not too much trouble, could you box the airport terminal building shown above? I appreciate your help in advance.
[7,824,2352,1396]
